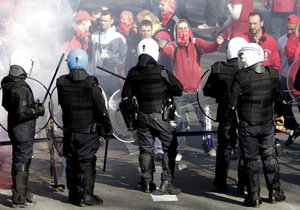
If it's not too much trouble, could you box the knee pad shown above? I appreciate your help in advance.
[261,146,276,161]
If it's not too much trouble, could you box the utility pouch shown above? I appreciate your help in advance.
[274,138,283,157]
[91,122,97,133]
[162,98,176,121]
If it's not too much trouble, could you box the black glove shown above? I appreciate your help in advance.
[98,122,112,141]
[102,123,113,141]
[224,123,231,140]
[224,105,236,140]
[34,104,45,117]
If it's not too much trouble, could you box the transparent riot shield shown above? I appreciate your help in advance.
[287,57,300,105]
[196,69,217,122]
[108,89,137,143]
[0,77,50,135]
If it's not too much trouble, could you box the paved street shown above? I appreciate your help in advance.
[0,0,300,209]
[0,131,300,210]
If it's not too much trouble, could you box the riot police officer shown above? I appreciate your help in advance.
[1,49,45,208]
[204,37,248,191]
[225,43,286,207]
[56,49,112,206]
[121,38,183,194]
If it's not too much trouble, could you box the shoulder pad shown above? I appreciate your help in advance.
[265,65,279,78]
[57,75,67,86]
[83,76,99,88]
[10,80,28,94]
[211,61,225,74]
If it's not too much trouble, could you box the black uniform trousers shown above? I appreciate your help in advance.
[63,130,100,194]
[239,120,278,193]
[9,120,35,162]
[138,112,177,182]
[215,121,237,182]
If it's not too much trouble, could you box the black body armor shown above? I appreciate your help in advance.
[57,75,97,131]
[128,64,169,114]
[232,65,284,126]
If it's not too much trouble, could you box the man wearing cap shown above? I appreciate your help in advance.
[117,10,134,37]
[277,15,300,146]
[60,10,95,56]
[284,15,300,145]
[159,0,180,41]
[284,16,300,63]
[263,0,300,41]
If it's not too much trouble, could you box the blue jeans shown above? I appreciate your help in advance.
[175,92,214,155]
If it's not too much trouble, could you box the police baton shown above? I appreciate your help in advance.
[96,66,126,172]
[235,109,245,155]
[41,53,65,105]
[103,138,109,172]
[96,66,126,80]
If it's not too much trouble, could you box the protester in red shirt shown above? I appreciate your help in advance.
[158,19,224,158]
[60,10,95,56]
[242,12,281,73]
[284,22,300,63]
[212,0,254,40]
[284,19,300,103]
[263,0,300,41]
[117,10,134,37]
[159,0,180,41]
[159,20,223,92]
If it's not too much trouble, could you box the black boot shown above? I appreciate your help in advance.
[12,191,36,208]
[78,194,103,207]
[68,191,79,205]
[142,181,156,193]
[213,178,227,191]
[12,160,36,208]
[243,192,262,208]
[78,157,103,207]
[269,188,286,204]
[66,159,79,205]
[159,180,181,195]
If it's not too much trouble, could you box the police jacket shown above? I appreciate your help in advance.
[121,54,183,114]
[228,63,285,126]
[1,74,36,129]
[204,59,239,122]
[57,67,111,132]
